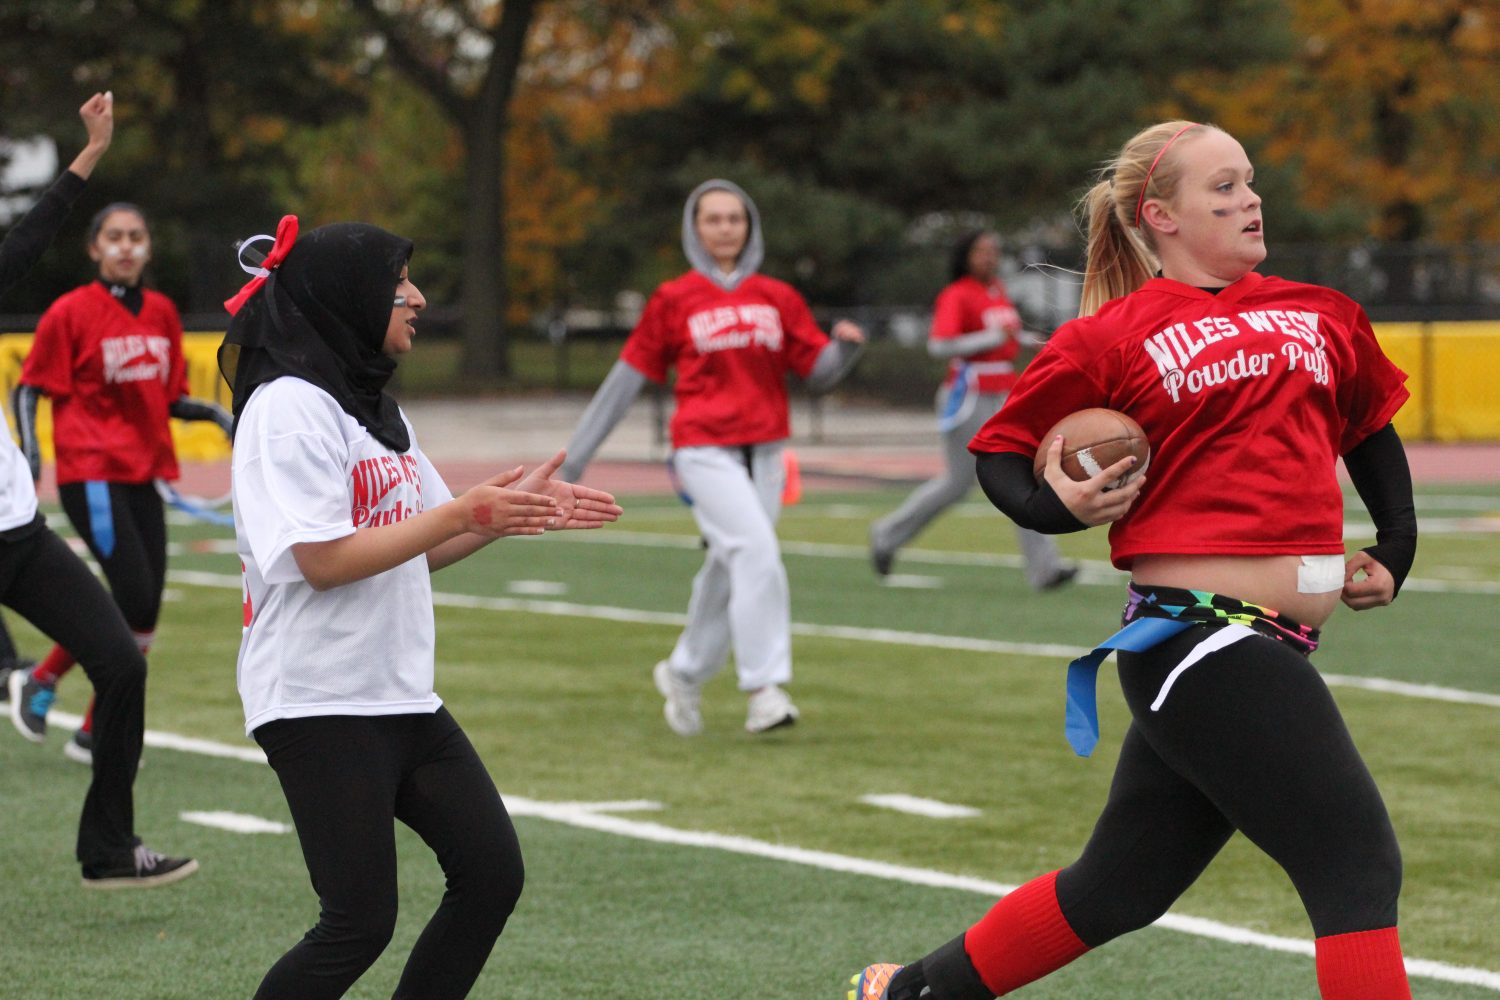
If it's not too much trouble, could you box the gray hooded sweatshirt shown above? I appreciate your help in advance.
[559,180,862,481]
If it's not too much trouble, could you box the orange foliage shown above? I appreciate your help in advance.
[1171,1,1500,241]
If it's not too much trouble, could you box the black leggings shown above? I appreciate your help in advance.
[58,480,167,633]
[1055,626,1401,944]
[0,521,146,865]
[252,708,525,1000]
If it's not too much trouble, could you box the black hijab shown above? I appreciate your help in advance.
[219,222,413,452]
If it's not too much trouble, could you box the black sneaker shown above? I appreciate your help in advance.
[63,728,93,766]
[1039,565,1080,591]
[82,844,198,890]
[0,657,38,702]
[8,669,54,742]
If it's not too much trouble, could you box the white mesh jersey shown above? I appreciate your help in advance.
[0,408,39,531]
[231,377,453,734]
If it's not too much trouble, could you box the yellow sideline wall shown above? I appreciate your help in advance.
[0,331,235,462]
[1,324,1498,459]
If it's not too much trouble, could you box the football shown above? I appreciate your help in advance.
[1033,407,1150,491]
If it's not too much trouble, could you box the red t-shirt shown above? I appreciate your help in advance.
[930,275,1022,393]
[969,272,1409,569]
[621,271,829,447]
[22,283,187,485]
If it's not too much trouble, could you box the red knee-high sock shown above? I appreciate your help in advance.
[1315,927,1410,1000]
[963,871,1090,996]
[31,645,77,686]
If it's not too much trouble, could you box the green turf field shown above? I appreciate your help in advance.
[1,484,1496,998]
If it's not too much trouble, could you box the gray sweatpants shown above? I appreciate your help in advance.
[869,387,1066,589]
[666,443,791,691]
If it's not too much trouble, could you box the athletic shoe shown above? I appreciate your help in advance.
[63,728,93,766]
[81,844,198,890]
[745,685,798,734]
[8,669,54,742]
[653,660,703,736]
[0,657,33,703]
[848,963,902,1000]
[869,526,894,578]
[1039,564,1079,591]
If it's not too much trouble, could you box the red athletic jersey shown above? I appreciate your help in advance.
[22,283,187,485]
[969,272,1408,569]
[930,275,1022,393]
[621,271,829,447]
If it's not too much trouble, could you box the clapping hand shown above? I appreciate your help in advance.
[516,450,623,530]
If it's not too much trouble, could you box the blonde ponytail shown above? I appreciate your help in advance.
[1076,120,1219,317]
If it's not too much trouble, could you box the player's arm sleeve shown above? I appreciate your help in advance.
[1341,422,1417,597]
[12,384,44,481]
[975,451,1089,534]
[559,360,648,482]
[169,396,233,434]
[232,386,357,584]
[928,329,1004,359]
[0,171,86,298]
[804,337,863,393]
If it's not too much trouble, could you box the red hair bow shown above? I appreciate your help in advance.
[223,214,299,315]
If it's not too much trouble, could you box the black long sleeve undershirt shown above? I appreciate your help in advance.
[974,450,1090,534]
[0,170,86,299]
[975,423,1418,597]
[1343,422,1418,597]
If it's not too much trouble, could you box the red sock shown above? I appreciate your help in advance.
[31,645,77,686]
[80,696,95,736]
[1315,927,1410,999]
[963,871,1090,996]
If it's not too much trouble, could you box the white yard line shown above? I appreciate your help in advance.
[859,794,981,819]
[167,570,1500,710]
[44,707,1499,993]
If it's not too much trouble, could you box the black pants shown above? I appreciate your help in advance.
[1055,626,1402,944]
[0,519,146,865]
[58,480,167,633]
[252,708,525,1000]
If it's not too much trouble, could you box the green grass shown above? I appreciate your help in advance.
[1,483,1497,998]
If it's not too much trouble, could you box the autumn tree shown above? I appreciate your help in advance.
[581,0,1289,307]
[1176,0,1500,244]
[0,0,365,315]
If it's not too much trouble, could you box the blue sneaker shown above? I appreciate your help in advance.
[9,669,54,743]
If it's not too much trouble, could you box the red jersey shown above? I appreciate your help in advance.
[930,275,1022,393]
[969,272,1408,569]
[621,271,829,447]
[22,282,187,485]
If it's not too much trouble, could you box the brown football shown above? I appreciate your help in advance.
[1033,408,1150,491]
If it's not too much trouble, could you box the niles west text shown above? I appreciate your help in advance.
[687,304,784,355]
[1142,309,1330,403]
[350,454,424,527]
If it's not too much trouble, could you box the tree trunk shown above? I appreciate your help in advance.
[460,117,508,377]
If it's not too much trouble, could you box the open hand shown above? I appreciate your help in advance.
[515,450,623,530]
[831,319,866,344]
[458,467,559,538]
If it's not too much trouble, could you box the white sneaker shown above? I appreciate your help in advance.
[745,685,798,733]
[653,661,703,736]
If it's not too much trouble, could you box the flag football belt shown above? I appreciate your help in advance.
[1062,583,1320,758]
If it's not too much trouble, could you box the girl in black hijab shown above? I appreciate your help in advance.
[223,217,621,999]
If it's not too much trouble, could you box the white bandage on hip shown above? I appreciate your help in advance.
[1297,554,1345,594]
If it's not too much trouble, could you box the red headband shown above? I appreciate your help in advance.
[1133,123,1201,230]
[224,214,299,315]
